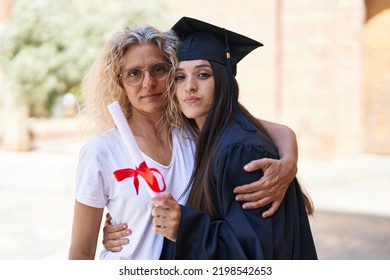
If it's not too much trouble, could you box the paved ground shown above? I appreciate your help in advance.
[0,133,389,260]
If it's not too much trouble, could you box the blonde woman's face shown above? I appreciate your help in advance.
[174,60,215,130]
[120,42,169,118]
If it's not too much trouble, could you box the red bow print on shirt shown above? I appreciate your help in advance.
[113,161,166,195]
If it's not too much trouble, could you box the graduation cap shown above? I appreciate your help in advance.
[171,16,262,131]
[171,16,263,76]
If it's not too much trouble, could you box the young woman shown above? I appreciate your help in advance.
[151,17,317,259]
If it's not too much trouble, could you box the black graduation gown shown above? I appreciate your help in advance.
[160,121,317,260]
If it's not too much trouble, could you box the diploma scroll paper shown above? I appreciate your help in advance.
[107,101,166,198]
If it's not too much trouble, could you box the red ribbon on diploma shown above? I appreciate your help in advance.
[113,161,166,195]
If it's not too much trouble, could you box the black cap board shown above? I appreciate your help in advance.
[171,16,263,75]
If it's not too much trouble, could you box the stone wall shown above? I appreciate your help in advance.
[363,8,390,154]
[278,0,365,158]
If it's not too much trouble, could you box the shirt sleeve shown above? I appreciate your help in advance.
[75,145,108,208]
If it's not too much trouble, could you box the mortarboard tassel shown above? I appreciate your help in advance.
[224,29,256,132]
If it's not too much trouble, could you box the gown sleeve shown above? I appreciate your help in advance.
[172,142,317,260]
[173,143,285,259]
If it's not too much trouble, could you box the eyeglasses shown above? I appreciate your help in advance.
[119,61,171,86]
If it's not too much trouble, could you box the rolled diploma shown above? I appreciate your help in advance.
[107,101,161,198]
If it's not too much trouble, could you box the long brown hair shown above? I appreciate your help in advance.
[182,61,263,218]
[182,61,314,218]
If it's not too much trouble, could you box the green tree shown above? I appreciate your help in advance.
[0,0,168,117]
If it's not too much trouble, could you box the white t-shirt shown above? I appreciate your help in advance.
[75,128,195,259]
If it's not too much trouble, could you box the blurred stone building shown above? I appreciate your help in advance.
[1,0,389,158]
[364,0,390,155]
[166,0,390,159]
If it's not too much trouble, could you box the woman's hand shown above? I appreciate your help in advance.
[233,157,297,218]
[151,192,181,242]
[102,213,131,252]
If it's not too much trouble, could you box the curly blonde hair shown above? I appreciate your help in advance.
[163,70,186,132]
[79,25,179,134]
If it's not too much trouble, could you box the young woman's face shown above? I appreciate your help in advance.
[174,60,215,129]
[120,42,170,119]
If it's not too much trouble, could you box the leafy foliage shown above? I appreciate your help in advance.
[0,0,167,116]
